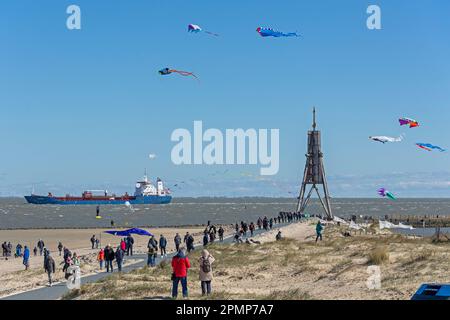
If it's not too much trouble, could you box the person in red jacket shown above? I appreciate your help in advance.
[171,247,191,298]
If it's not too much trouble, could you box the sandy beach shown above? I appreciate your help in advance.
[0,226,217,298]
[58,220,450,300]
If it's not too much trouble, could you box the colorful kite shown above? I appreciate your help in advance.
[158,68,198,80]
[188,24,219,36]
[416,143,446,152]
[378,188,396,200]
[256,27,300,38]
[399,117,419,128]
[369,135,403,144]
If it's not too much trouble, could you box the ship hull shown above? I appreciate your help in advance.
[24,195,172,205]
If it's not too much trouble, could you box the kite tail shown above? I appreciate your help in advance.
[205,31,219,37]
[169,69,200,82]
[283,32,301,37]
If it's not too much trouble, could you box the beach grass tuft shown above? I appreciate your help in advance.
[368,246,389,265]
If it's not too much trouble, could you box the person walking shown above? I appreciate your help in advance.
[147,244,157,267]
[171,247,191,299]
[44,251,56,287]
[209,231,215,244]
[174,233,182,251]
[126,235,134,256]
[72,252,80,267]
[203,233,209,247]
[104,244,115,273]
[33,246,37,256]
[37,239,45,256]
[148,236,158,251]
[186,233,195,253]
[159,234,167,258]
[15,243,23,258]
[120,239,126,252]
[57,242,63,256]
[199,249,215,296]
[23,246,30,270]
[1,242,6,258]
[115,246,124,272]
[97,248,105,270]
[249,222,255,237]
[218,226,224,242]
[316,221,323,242]
[90,235,96,249]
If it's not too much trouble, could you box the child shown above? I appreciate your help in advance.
[147,245,156,267]
[97,248,105,270]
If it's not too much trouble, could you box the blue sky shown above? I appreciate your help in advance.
[1,0,449,197]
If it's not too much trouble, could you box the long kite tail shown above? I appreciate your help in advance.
[169,69,199,81]
[282,32,301,37]
[204,31,219,37]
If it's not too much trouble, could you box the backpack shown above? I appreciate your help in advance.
[201,256,211,273]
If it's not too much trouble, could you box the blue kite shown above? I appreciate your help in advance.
[416,143,446,152]
[256,27,300,38]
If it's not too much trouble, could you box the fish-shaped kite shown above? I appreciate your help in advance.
[256,27,300,38]
[378,188,396,200]
[416,143,446,152]
[399,117,419,128]
[188,24,219,36]
[158,68,198,80]
[369,135,403,144]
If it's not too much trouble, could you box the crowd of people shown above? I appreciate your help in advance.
[2,210,312,297]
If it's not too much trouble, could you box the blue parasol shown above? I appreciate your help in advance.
[104,228,153,237]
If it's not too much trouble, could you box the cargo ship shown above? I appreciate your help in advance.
[24,175,172,205]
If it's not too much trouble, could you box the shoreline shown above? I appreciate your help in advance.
[0,224,217,231]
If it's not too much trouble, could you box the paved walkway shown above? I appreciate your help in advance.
[2,220,301,300]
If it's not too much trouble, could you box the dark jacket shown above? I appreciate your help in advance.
[115,248,124,261]
[126,236,134,246]
[44,256,55,273]
[104,247,115,261]
[159,236,167,248]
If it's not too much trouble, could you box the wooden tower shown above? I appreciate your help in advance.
[296,108,333,219]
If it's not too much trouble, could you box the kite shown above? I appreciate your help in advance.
[399,117,419,128]
[158,68,197,78]
[378,188,396,200]
[188,24,219,36]
[416,143,446,152]
[256,27,300,38]
[158,68,198,80]
[148,154,157,159]
[369,135,403,144]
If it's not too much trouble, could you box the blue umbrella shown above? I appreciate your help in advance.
[104,228,153,237]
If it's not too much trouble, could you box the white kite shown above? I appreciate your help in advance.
[369,135,403,144]
[148,154,157,159]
